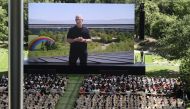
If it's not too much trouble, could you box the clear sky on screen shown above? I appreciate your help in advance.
[29,3,135,24]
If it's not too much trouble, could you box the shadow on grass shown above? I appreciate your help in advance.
[146,69,180,78]
[0,71,8,76]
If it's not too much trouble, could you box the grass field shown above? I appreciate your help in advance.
[0,48,28,72]
[0,48,8,72]
[56,74,84,109]
[134,51,180,74]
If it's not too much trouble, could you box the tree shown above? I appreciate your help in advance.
[155,15,190,60]
[0,6,8,44]
[148,1,190,96]
[180,51,190,94]
[144,1,159,36]
[151,13,176,39]
[0,0,8,10]
[158,0,190,18]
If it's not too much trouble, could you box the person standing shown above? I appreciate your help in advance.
[67,15,91,66]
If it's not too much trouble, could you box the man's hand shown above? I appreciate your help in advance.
[76,37,86,42]
[74,37,81,42]
[69,37,89,43]
[79,37,86,42]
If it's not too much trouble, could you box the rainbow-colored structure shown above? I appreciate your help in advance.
[28,36,55,51]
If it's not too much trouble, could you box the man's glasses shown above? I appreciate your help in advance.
[75,18,83,21]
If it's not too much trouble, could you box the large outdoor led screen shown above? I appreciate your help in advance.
[27,3,135,65]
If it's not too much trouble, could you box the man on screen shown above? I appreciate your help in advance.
[67,15,91,66]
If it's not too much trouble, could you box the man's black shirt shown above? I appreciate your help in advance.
[67,25,90,52]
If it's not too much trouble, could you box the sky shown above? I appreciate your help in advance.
[29,3,135,24]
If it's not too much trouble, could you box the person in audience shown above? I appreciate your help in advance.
[75,74,186,109]
[0,73,187,109]
[0,74,8,109]
[23,73,68,109]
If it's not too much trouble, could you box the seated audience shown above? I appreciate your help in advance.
[75,74,186,109]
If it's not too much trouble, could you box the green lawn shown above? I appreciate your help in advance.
[146,65,179,72]
[0,48,28,72]
[56,74,84,109]
[0,48,8,72]
[135,51,180,74]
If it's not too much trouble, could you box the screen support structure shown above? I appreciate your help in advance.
[139,3,145,40]
[9,0,23,108]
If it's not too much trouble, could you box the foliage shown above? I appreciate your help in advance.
[155,14,190,93]
[155,15,190,60]
[144,1,159,36]
[180,51,190,92]
[140,0,190,94]
[28,28,134,57]
[0,6,8,43]
[151,13,176,39]
[106,39,134,52]
[158,0,190,18]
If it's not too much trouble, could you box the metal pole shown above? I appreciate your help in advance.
[8,0,23,108]
[139,3,145,40]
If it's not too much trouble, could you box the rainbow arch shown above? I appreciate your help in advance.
[28,36,55,51]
